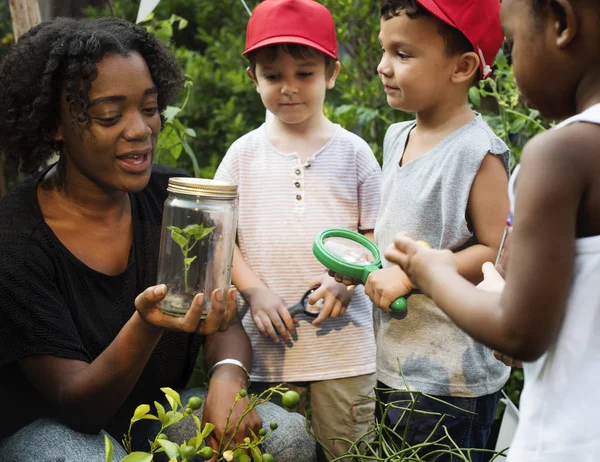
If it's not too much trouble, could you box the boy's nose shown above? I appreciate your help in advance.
[281,79,299,95]
[377,56,391,77]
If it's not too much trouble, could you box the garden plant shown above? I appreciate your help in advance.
[105,385,301,462]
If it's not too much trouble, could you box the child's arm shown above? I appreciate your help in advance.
[385,128,583,361]
[232,245,296,343]
[456,152,510,282]
[364,154,509,310]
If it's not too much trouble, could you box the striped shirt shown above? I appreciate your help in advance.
[215,124,381,382]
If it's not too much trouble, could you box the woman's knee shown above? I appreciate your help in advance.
[257,402,317,461]
[0,418,127,462]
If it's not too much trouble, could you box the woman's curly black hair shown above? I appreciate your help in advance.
[0,17,184,174]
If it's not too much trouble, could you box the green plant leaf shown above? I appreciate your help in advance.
[104,435,114,462]
[185,128,197,138]
[121,452,153,462]
[250,445,263,461]
[169,228,188,249]
[356,106,378,126]
[183,224,215,240]
[510,117,527,133]
[163,106,181,123]
[233,448,251,462]
[156,439,180,459]
[496,49,508,69]
[165,395,176,411]
[161,387,184,410]
[140,12,154,23]
[179,136,202,178]
[155,401,168,425]
[192,414,202,432]
[193,430,204,449]
[334,104,354,116]
[133,404,150,420]
[165,410,184,426]
[184,256,197,267]
[201,422,215,439]
[171,144,183,161]
[469,87,481,107]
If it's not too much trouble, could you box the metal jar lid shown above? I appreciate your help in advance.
[167,177,238,198]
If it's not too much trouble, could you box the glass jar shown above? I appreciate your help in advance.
[157,177,238,317]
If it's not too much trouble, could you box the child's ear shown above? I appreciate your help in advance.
[246,67,260,92]
[550,0,578,48]
[451,51,479,85]
[326,61,341,90]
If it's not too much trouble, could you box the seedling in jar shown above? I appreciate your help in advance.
[167,224,214,292]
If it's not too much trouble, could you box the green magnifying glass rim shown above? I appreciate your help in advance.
[313,228,408,318]
[313,228,381,284]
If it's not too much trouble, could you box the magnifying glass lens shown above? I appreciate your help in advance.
[323,237,376,266]
[304,298,324,314]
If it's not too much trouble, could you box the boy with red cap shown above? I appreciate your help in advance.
[363,0,511,457]
[214,0,381,459]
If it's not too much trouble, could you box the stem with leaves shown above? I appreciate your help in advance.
[168,224,214,293]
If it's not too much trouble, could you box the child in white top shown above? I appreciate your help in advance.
[385,0,600,460]
[215,1,381,459]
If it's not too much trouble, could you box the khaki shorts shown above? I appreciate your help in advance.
[251,373,376,461]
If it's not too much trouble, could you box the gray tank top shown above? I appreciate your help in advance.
[374,115,511,396]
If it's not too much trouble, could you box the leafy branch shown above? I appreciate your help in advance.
[105,386,297,462]
[168,224,215,292]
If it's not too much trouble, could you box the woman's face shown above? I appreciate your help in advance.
[56,51,161,194]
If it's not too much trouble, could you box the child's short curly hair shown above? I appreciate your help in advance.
[0,17,184,174]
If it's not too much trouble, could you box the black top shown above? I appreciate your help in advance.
[0,164,203,438]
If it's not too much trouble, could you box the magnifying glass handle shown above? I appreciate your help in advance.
[390,296,408,319]
[288,303,306,317]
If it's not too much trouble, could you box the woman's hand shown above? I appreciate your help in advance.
[364,266,413,312]
[202,376,262,455]
[135,285,238,335]
[384,233,456,298]
[245,288,295,343]
[307,273,355,325]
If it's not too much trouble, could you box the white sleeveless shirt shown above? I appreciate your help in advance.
[507,104,600,461]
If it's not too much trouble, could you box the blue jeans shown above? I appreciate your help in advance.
[0,387,316,462]
[375,381,500,461]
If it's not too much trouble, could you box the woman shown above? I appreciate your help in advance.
[0,17,315,461]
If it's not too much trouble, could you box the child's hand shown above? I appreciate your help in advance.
[307,273,355,326]
[384,233,456,298]
[479,265,518,366]
[364,266,413,311]
[246,288,295,343]
[477,262,505,293]
[328,270,362,286]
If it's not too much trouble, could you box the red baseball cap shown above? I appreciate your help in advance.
[417,0,503,79]
[244,0,338,59]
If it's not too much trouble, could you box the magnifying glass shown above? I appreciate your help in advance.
[312,229,408,319]
[288,286,323,318]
